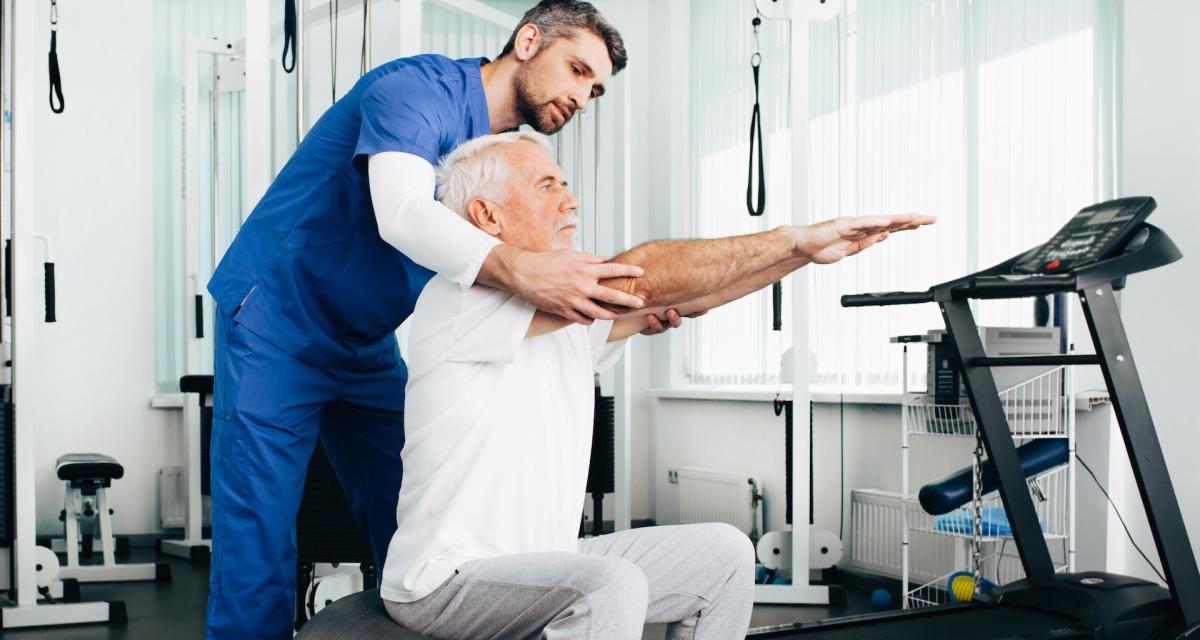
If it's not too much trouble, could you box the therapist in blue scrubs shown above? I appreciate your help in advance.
[203,2,663,638]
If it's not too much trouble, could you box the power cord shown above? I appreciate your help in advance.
[1075,453,1166,583]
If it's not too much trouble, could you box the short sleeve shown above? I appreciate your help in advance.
[444,286,537,364]
[588,320,627,373]
[355,71,451,168]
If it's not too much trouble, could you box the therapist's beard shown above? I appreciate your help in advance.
[515,66,570,135]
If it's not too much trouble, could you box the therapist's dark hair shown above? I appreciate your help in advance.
[499,0,628,74]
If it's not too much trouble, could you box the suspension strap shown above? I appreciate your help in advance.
[48,0,64,113]
[282,0,297,73]
[746,17,765,217]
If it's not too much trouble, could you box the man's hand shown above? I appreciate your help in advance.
[637,308,710,335]
[496,245,646,324]
[793,214,937,264]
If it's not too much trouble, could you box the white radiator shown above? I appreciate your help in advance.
[159,467,185,528]
[158,467,210,529]
[672,468,761,538]
[849,489,956,584]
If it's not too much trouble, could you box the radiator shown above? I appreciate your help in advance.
[159,467,185,528]
[672,468,761,538]
[849,489,956,584]
[159,467,210,529]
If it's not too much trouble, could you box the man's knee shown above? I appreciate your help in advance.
[586,557,649,622]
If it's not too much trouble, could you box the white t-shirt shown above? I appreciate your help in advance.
[381,275,628,603]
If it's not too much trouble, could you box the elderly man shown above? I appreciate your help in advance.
[380,131,934,638]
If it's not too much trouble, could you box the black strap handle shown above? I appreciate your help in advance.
[43,262,56,323]
[49,31,64,113]
[194,295,205,338]
[746,56,765,217]
[282,0,297,73]
[771,281,782,331]
[4,241,10,318]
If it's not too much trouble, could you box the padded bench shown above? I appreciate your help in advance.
[56,453,124,494]
[294,589,433,640]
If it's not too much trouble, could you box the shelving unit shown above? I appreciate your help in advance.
[896,336,1076,609]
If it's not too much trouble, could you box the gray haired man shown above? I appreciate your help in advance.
[380,131,934,638]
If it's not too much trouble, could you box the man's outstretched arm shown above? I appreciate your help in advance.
[527,213,936,339]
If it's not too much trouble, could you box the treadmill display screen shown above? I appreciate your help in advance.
[1012,198,1156,274]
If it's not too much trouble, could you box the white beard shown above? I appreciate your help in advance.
[551,213,582,251]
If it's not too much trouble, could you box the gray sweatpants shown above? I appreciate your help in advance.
[383,522,755,640]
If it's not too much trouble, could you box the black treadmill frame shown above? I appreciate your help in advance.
[784,211,1200,638]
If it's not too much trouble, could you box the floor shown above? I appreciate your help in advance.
[0,547,879,639]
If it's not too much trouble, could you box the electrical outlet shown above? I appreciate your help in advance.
[667,469,678,484]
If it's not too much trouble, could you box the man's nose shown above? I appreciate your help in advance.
[567,91,587,112]
[562,191,580,211]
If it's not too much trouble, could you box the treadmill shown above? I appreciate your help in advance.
[752,197,1200,639]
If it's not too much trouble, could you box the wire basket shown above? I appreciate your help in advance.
[905,366,1071,438]
[907,465,1071,541]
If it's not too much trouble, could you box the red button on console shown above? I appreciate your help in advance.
[1046,259,1062,271]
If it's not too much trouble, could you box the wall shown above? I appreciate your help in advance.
[1115,0,1200,579]
[29,0,181,536]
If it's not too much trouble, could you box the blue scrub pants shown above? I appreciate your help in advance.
[206,312,406,640]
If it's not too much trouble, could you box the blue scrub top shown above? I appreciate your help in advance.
[209,54,492,373]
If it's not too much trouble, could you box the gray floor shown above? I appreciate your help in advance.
[0,547,876,639]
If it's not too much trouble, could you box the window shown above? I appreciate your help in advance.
[685,0,1118,391]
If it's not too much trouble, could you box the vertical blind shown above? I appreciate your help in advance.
[686,0,794,385]
[153,0,246,391]
[686,0,1117,390]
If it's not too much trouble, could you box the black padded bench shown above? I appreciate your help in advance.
[56,453,124,494]
[294,589,433,639]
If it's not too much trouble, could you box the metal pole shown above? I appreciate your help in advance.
[296,0,305,142]
[0,0,7,353]
[901,345,910,609]
[211,56,220,274]
[363,0,371,73]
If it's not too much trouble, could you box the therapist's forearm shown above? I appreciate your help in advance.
[599,227,806,309]
[369,152,500,288]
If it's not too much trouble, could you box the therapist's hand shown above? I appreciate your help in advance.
[484,244,646,324]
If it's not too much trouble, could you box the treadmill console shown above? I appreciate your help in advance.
[1013,197,1156,274]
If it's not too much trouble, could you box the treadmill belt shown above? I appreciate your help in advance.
[749,605,1087,640]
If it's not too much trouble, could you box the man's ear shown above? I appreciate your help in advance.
[511,24,543,62]
[466,198,502,237]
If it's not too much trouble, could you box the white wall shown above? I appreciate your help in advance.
[1114,0,1200,579]
[29,0,182,536]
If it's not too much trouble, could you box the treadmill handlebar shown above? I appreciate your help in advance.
[841,290,935,307]
[956,274,1078,298]
[842,274,1079,307]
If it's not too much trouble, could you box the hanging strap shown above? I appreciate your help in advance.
[747,16,780,329]
[48,0,64,114]
[282,0,297,73]
[746,18,765,217]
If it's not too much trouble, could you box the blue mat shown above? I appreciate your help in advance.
[933,505,1043,537]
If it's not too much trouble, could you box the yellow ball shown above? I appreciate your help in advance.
[950,574,976,602]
